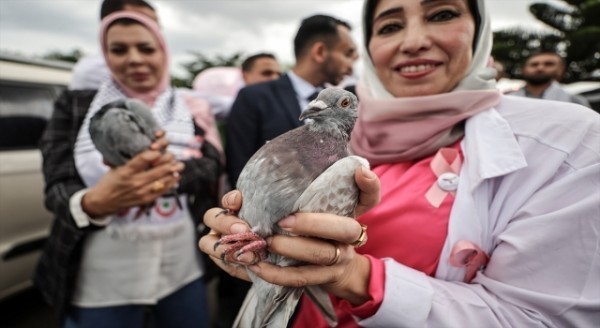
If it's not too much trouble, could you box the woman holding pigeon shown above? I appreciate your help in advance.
[36,11,221,328]
[201,0,599,327]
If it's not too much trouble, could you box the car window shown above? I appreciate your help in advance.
[0,81,64,151]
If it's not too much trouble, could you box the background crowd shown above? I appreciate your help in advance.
[25,0,600,327]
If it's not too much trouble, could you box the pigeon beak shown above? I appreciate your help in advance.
[299,99,328,120]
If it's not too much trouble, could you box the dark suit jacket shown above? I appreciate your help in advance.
[226,74,304,187]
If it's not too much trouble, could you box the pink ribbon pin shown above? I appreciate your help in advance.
[425,148,462,208]
[450,240,490,283]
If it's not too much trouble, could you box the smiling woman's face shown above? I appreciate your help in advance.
[105,22,165,92]
[368,0,475,97]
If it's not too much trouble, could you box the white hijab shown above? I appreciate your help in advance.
[360,0,497,99]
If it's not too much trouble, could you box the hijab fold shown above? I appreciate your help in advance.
[351,86,500,165]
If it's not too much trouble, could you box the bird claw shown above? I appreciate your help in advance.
[215,232,268,264]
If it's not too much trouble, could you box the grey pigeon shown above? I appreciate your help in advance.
[216,88,368,327]
[89,98,181,213]
[89,98,160,167]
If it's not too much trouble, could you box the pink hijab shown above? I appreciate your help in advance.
[350,0,501,165]
[100,11,170,106]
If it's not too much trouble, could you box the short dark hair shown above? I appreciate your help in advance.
[293,14,352,59]
[526,51,565,65]
[100,0,155,20]
[241,53,277,72]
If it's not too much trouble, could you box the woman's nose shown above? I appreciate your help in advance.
[398,21,432,54]
[127,49,143,63]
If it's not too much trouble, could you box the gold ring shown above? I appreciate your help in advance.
[329,246,341,266]
[151,181,165,192]
[350,224,368,248]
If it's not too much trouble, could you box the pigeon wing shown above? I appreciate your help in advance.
[294,155,369,215]
[89,107,154,166]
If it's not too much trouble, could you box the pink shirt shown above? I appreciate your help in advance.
[293,142,463,327]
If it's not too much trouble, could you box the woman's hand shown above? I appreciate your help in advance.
[81,132,184,217]
[199,165,380,305]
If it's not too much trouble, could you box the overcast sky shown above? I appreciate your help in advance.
[0,0,567,77]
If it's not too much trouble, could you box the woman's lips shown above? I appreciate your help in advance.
[395,61,440,79]
[130,72,149,82]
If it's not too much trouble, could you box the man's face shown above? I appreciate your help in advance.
[522,53,564,86]
[321,25,358,86]
[243,57,281,85]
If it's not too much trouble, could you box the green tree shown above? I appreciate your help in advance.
[43,48,83,63]
[492,0,600,82]
[174,51,244,88]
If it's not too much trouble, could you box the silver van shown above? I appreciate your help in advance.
[0,54,72,300]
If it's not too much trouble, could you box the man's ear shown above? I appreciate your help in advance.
[310,41,328,64]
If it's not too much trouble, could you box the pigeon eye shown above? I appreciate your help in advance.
[340,98,350,108]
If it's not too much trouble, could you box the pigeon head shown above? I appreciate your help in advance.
[299,88,358,121]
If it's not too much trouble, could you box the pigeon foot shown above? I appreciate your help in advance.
[215,232,268,264]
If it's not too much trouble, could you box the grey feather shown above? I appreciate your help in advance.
[89,98,160,166]
[228,88,368,328]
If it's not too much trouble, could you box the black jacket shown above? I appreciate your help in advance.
[225,74,304,187]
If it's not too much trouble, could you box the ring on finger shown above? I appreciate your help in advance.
[350,224,368,248]
[328,245,341,266]
[151,180,165,192]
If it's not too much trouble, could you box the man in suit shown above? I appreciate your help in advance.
[218,14,357,328]
[226,14,358,188]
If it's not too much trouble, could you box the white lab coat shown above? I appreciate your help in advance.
[361,95,600,327]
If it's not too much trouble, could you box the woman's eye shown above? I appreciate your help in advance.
[109,47,127,55]
[139,47,155,55]
[430,10,460,22]
[376,22,402,35]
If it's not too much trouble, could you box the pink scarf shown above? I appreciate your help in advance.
[350,84,501,165]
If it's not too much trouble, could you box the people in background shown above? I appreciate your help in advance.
[226,14,358,188]
[510,51,591,107]
[201,0,600,327]
[190,52,282,121]
[241,52,282,85]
